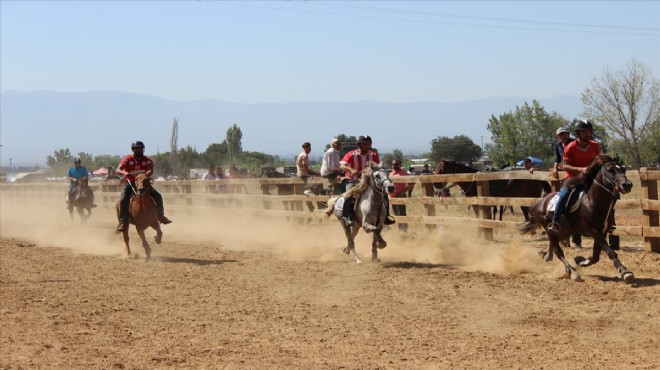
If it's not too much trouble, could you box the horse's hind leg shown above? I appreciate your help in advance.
[137,228,152,261]
[550,238,581,281]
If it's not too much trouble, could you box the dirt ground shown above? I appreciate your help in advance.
[1,193,659,369]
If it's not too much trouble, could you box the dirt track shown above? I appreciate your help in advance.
[1,195,660,369]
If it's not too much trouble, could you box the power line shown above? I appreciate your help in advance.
[202,1,659,37]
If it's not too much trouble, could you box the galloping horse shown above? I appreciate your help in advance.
[434,160,550,221]
[520,155,634,282]
[115,174,163,260]
[67,178,94,223]
[325,166,394,263]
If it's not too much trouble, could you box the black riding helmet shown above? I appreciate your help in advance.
[357,135,372,144]
[131,141,145,149]
[574,119,594,133]
[73,157,81,163]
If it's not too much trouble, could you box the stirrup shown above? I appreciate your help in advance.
[343,217,354,226]
[547,221,561,234]
[384,216,396,225]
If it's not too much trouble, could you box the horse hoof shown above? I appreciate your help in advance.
[154,235,162,244]
[571,272,583,281]
[622,272,634,283]
[539,251,552,262]
[372,258,381,263]
[377,242,387,249]
[342,248,350,255]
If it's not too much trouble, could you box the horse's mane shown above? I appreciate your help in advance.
[569,154,614,188]
[344,167,373,198]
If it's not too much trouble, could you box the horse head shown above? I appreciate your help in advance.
[599,155,633,194]
[135,174,152,195]
[362,164,394,194]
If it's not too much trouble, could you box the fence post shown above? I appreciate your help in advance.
[641,168,660,253]
[476,174,493,241]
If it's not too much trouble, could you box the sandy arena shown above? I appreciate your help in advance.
[1,193,659,369]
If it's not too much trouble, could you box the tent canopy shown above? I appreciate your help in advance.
[92,167,109,175]
[516,156,544,166]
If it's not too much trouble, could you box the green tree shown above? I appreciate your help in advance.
[202,142,229,167]
[331,134,359,157]
[429,135,481,163]
[226,124,243,164]
[581,59,660,167]
[381,149,405,167]
[76,152,94,167]
[486,101,566,167]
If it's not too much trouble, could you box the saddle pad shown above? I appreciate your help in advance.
[335,197,345,212]
[547,191,584,213]
[547,194,560,212]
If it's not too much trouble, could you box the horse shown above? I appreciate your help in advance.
[433,160,550,221]
[115,174,163,260]
[67,178,94,223]
[520,155,634,282]
[325,166,394,263]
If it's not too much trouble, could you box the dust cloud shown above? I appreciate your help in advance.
[1,192,546,275]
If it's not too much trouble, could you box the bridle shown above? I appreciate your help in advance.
[592,162,620,198]
[369,169,390,196]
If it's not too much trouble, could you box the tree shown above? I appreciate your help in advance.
[170,118,180,177]
[381,149,405,167]
[486,101,567,167]
[226,124,243,164]
[429,135,481,163]
[46,148,73,169]
[582,59,660,167]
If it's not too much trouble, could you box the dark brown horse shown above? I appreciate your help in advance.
[520,155,634,282]
[433,160,550,221]
[67,178,94,223]
[115,174,163,260]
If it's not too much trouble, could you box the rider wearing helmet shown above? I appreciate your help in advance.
[66,157,96,210]
[115,141,172,232]
[547,120,600,234]
[338,135,395,226]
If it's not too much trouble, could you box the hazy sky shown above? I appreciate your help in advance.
[1,1,658,104]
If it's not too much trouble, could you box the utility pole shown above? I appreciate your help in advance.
[9,158,12,171]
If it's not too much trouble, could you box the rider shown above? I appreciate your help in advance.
[339,135,395,226]
[66,157,96,210]
[547,120,600,234]
[116,141,172,232]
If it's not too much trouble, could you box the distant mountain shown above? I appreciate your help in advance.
[0,90,583,166]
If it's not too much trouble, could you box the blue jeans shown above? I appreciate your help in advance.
[552,185,571,223]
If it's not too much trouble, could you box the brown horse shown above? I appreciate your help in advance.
[433,160,550,221]
[67,178,94,223]
[115,174,163,260]
[520,155,634,282]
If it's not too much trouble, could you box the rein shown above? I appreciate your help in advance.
[592,165,618,198]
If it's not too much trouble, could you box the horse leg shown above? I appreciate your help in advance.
[521,207,530,222]
[153,224,163,245]
[137,227,152,261]
[122,228,131,257]
[549,236,581,281]
[371,231,386,262]
[576,232,634,283]
[348,226,361,263]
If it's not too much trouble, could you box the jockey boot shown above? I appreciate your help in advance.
[159,215,173,225]
[116,218,127,232]
[384,216,396,225]
[547,221,561,234]
[91,204,98,209]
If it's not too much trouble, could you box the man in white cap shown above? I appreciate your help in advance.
[320,138,344,194]
[552,127,573,180]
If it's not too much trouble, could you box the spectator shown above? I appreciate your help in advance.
[296,142,323,195]
[320,138,344,194]
[389,160,413,232]
[522,158,538,174]
[408,166,416,176]
[421,164,432,174]
[105,166,120,180]
[201,164,219,193]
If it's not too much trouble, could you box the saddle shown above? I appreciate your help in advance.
[547,187,584,215]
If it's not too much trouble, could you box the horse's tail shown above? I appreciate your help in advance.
[519,218,539,235]
[326,196,338,216]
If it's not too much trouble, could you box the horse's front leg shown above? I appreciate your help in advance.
[136,227,152,261]
[576,232,633,283]
[371,231,387,263]
[574,232,603,267]
[153,223,163,245]
[122,228,131,257]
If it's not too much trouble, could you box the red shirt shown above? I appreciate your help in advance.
[562,139,600,179]
[118,154,154,183]
[389,168,409,198]
[341,149,380,180]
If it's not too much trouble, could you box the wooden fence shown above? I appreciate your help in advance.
[2,168,659,252]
